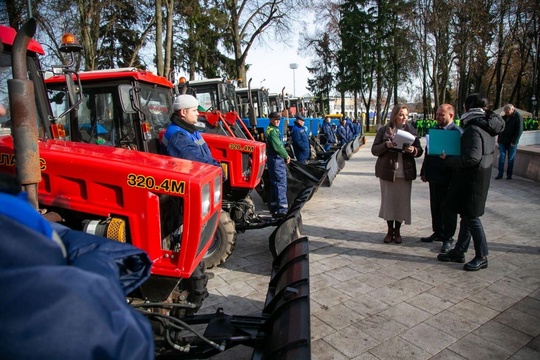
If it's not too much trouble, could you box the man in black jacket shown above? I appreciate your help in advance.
[496,103,523,180]
[420,104,463,253]
[437,94,505,271]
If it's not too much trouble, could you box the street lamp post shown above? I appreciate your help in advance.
[532,17,538,118]
[289,63,298,97]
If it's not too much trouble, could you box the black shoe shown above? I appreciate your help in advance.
[273,212,286,219]
[506,176,512,180]
[495,175,503,180]
[463,257,488,271]
[421,233,439,242]
[440,240,453,254]
[437,249,466,263]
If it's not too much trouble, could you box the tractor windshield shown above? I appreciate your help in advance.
[236,89,269,119]
[47,81,172,150]
[0,51,52,139]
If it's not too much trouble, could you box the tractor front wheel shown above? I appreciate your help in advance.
[203,211,236,269]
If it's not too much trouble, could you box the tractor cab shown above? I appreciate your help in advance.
[45,68,173,154]
[179,77,253,139]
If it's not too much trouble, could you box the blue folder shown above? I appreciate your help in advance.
[427,129,461,155]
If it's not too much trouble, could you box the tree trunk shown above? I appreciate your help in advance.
[155,0,163,76]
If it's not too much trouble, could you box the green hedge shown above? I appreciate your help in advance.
[413,117,539,137]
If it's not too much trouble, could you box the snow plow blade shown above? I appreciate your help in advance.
[316,149,342,187]
[252,236,311,360]
[269,186,314,258]
[286,160,327,204]
[343,134,365,160]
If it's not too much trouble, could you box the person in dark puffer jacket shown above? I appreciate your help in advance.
[437,93,505,271]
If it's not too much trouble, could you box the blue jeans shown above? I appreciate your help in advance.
[454,215,488,258]
[498,143,517,178]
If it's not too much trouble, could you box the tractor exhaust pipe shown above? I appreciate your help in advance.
[8,18,41,209]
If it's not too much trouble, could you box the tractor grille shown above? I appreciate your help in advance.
[198,211,219,255]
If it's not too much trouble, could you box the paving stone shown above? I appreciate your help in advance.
[323,324,380,358]
[427,349,467,359]
[467,288,518,312]
[399,322,458,355]
[355,272,397,289]
[425,310,481,338]
[369,285,417,306]
[427,282,476,304]
[405,292,455,315]
[351,352,380,360]
[410,266,463,286]
[387,276,433,296]
[311,285,352,308]
[326,265,364,282]
[343,293,391,317]
[311,316,338,342]
[355,314,408,342]
[205,138,540,359]
[368,336,431,360]
[512,296,540,319]
[334,277,375,297]
[311,339,348,360]
[378,302,432,328]
[310,273,340,292]
[448,333,511,360]
[473,320,533,354]
[312,303,365,331]
[509,335,540,359]
[529,288,540,301]
[493,307,540,337]
[447,299,499,325]
[487,278,533,300]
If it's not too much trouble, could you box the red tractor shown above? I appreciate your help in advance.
[44,66,309,269]
[1,19,310,358]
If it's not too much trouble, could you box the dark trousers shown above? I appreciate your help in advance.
[454,215,489,257]
[429,182,457,240]
[267,154,288,214]
[498,142,518,177]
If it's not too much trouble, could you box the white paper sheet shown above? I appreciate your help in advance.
[393,129,416,148]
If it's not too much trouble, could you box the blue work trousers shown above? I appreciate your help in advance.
[267,154,288,215]
[454,215,489,258]
[497,143,517,178]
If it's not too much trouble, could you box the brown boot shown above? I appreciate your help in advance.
[383,226,393,243]
[394,227,402,244]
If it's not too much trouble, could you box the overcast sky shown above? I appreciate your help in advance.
[245,39,312,97]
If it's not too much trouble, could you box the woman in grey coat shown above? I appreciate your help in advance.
[437,94,505,271]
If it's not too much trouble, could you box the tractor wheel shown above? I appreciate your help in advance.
[203,211,236,269]
[175,261,208,316]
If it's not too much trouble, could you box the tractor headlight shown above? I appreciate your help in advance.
[202,183,210,217]
[214,175,221,205]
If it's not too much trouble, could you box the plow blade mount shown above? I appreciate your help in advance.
[269,186,314,258]
[252,236,311,360]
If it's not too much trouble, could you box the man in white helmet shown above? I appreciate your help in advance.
[161,94,220,167]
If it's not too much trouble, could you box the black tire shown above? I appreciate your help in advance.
[175,261,208,316]
[203,211,236,269]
